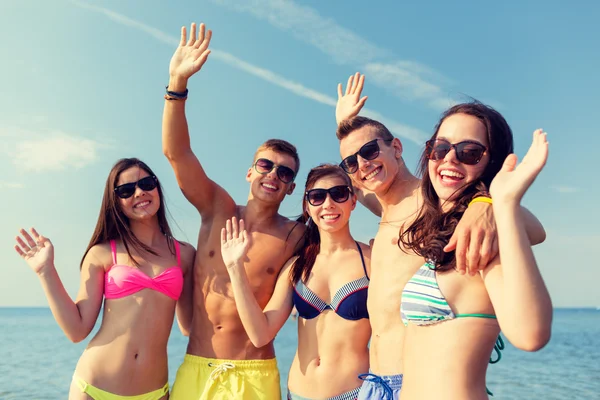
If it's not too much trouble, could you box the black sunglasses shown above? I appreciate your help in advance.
[340,138,393,174]
[114,176,158,199]
[425,139,487,165]
[305,185,353,206]
[254,158,296,184]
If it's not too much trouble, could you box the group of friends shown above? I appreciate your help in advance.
[14,22,553,400]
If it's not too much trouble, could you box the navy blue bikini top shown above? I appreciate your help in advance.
[292,241,369,321]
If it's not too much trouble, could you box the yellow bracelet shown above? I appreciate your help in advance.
[468,197,493,207]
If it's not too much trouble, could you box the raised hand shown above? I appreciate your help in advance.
[169,22,212,81]
[14,228,55,275]
[220,217,251,269]
[490,129,549,204]
[336,72,368,125]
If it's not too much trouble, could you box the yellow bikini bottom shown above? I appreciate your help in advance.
[73,376,169,400]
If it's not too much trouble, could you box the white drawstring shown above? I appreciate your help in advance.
[209,362,235,381]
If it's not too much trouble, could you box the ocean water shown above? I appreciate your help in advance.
[0,308,598,399]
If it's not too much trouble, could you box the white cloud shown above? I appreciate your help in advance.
[0,181,25,189]
[209,0,456,110]
[71,2,429,144]
[10,131,102,172]
[211,0,387,65]
[550,185,579,194]
[71,1,177,46]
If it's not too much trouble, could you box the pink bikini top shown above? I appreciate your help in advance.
[104,240,184,301]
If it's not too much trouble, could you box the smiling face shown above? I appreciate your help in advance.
[428,113,490,206]
[246,149,297,204]
[339,125,402,194]
[305,174,356,234]
[116,166,161,220]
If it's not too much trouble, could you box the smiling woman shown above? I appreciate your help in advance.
[13,157,196,400]
[220,163,373,400]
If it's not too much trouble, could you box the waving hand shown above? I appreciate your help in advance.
[14,228,54,275]
[336,72,368,124]
[221,217,251,269]
[169,22,212,80]
[490,129,549,204]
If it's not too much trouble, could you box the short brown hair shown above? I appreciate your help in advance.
[336,116,394,141]
[253,139,300,173]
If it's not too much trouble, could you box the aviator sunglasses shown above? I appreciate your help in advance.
[305,185,353,206]
[425,139,487,165]
[114,176,158,199]
[340,138,393,174]
[254,158,296,184]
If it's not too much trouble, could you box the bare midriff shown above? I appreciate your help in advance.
[73,292,174,395]
[288,311,371,397]
[367,195,424,376]
[400,319,500,400]
[187,216,301,360]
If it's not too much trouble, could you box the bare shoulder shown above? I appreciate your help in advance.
[176,240,196,274]
[84,242,113,271]
[281,217,306,251]
[356,241,372,260]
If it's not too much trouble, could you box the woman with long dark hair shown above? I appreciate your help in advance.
[397,103,553,399]
[14,158,195,400]
[220,164,371,400]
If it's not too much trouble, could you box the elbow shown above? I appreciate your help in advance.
[250,333,272,349]
[68,332,87,344]
[163,147,175,160]
[513,327,552,352]
[179,326,191,337]
[533,227,547,246]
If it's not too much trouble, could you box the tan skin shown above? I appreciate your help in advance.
[336,74,546,377]
[14,166,195,399]
[163,22,305,360]
[400,123,553,400]
[220,174,372,397]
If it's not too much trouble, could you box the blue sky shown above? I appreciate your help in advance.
[1,0,598,307]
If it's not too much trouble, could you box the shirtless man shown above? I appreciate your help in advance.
[163,23,304,400]
[334,74,544,400]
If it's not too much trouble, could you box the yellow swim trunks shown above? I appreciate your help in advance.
[170,354,281,400]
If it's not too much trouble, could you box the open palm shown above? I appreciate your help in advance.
[336,73,368,124]
[169,22,212,79]
[14,228,54,275]
[490,129,549,204]
[220,217,251,269]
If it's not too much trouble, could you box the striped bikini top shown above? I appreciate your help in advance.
[400,260,496,326]
[292,242,369,321]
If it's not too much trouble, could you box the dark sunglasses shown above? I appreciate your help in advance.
[340,138,393,174]
[425,139,487,165]
[254,158,296,184]
[114,176,158,199]
[305,185,353,206]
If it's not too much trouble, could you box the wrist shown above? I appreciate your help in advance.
[468,196,493,208]
[37,263,57,278]
[225,261,244,273]
[168,76,189,92]
[492,199,520,213]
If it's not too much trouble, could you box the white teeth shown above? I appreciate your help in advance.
[263,183,277,190]
[322,215,339,220]
[364,168,380,180]
[134,201,150,208]
[440,170,464,179]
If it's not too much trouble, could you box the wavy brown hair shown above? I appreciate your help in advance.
[399,101,514,271]
[80,158,175,268]
[291,164,353,283]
